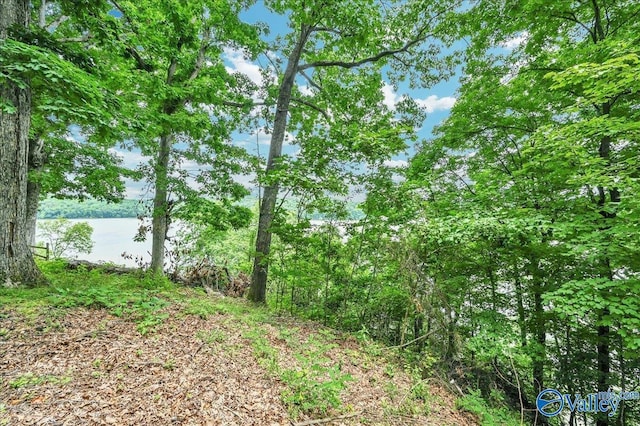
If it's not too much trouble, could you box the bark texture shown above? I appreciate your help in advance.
[26,136,45,245]
[0,0,47,285]
[150,133,174,274]
[248,25,311,303]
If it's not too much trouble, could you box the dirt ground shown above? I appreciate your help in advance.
[0,304,478,425]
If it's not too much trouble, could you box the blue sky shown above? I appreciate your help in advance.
[109,2,463,199]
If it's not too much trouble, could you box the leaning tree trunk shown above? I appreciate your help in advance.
[150,133,173,275]
[0,0,47,286]
[248,25,311,303]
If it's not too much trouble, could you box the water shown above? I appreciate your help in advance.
[36,218,150,267]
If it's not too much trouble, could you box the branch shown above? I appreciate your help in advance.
[299,69,323,92]
[189,29,211,81]
[382,327,441,351]
[291,97,331,122]
[298,25,433,71]
[47,15,69,31]
[110,0,139,36]
[39,0,47,28]
[108,0,152,71]
[166,58,178,85]
[550,12,595,41]
[298,33,429,71]
[221,100,265,109]
[451,170,476,196]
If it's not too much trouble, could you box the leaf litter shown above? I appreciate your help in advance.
[0,295,478,425]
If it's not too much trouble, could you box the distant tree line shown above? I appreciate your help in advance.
[37,198,145,219]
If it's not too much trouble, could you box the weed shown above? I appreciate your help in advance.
[0,403,8,426]
[163,359,176,370]
[456,390,522,426]
[278,333,353,419]
[196,329,227,345]
[281,363,353,419]
[278,326,301,348]
[244,329,280,374]
[9,372,71,389]
[184,299,227,319]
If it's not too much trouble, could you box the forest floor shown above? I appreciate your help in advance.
[0,264,479,425]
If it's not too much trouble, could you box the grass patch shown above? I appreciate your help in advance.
[196,328,227,345]
[243,326,353,420]
[9,372,72,389]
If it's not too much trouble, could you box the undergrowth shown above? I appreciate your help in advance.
[243,326,353,419]
[0,260,522,424]
[456,390,522,426]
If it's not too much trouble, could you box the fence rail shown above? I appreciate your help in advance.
[30,243,50,260]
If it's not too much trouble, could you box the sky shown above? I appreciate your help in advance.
[106,2,464,200]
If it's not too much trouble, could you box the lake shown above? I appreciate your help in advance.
[36,218,151,267]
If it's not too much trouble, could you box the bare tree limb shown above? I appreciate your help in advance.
[299,69,323,92]
[297,28,432,71]
[291,97,331,122]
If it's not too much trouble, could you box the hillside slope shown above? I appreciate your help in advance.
[0,267,478,425]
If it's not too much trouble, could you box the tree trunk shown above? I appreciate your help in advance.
[0,0,47,286]
[150,133,173,274]
[24,0,50,247]
[248,25,310,303]
[26,136,45,245]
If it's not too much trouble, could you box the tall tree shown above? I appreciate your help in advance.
[0,0,46,285]
[248,0,458,303]
[24,0,131,245]
[102,0,260,274]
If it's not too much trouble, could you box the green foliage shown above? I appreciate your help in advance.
[49,280,170,335]
[37,218,93,259]
[195,329,227,345]
[456,390,522,426]
[243,326,353,419]
[9,372,72,389]
[280,362,352,419]
[38,198,146,219]
[0,38,118,125]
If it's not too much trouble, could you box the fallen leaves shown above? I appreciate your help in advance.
[0,300,478,425]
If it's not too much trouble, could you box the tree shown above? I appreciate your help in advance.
[405,1,640,424]
[23,0,131,246]
[38,218,93,259]
[0,0,46,285]
[248,0,458,303]
[101,0,260,275]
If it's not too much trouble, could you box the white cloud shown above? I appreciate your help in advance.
[223,47,264,86]
[382,83,456,113]
[415,95,456,113]
[383,159,408,168]
[382,83,399,110]
[299,84,314,96]
[109,148,150,169]
[500,32,529,50]
[249,127,295,146]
